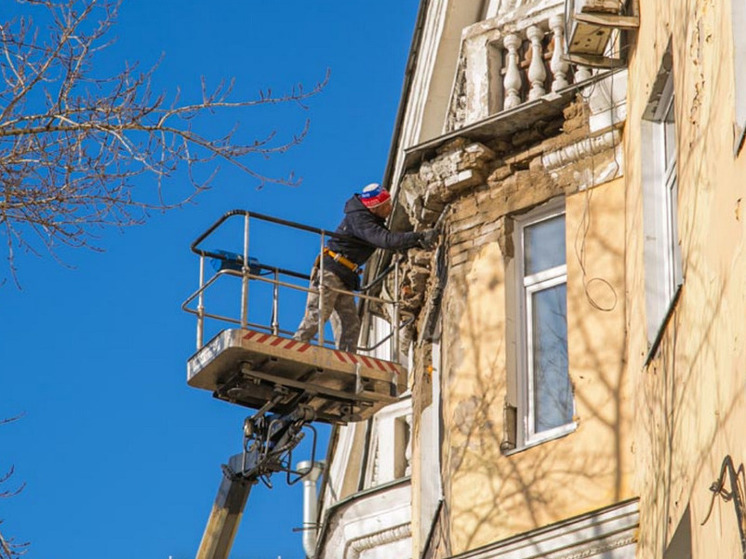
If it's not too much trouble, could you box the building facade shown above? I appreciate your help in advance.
[625,1,746,558]
[311,0,746,558]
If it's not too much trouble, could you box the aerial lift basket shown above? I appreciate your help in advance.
[183,209,409,424]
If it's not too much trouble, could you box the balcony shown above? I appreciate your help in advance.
[447,5,584,132]
[444,0,636,134]
[565,0,639,68]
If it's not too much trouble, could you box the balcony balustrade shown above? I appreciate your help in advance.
[446,7,594,132]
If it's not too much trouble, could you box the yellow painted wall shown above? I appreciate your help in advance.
[625,1,746,557]
[441,177,633,553]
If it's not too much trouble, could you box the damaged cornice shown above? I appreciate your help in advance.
[541,127,622,171]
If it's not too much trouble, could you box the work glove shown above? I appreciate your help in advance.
[418,228,439,250]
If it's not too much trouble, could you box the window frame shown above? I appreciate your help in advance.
[732,0,746,155]
[362,397,413,488]
[642,59,683,360]
[512,200,576,449]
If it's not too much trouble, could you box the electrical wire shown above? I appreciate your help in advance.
[567,16,631,312]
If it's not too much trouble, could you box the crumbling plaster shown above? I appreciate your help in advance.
[393,96,632,555]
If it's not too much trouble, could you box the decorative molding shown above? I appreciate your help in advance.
[555,535,637,559]
[316,480,412,559]
[487,0,566,26]
[371,439,381,486]
[450,499,639,559]
[541,128,622,171]
[344,523,412,559]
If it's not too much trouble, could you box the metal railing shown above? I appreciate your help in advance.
[182,209,404,360]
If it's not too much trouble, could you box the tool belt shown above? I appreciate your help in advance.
[321,247,362,274]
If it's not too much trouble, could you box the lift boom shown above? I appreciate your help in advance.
[197,404,317,559]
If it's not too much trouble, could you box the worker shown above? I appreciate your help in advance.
[293,183,438,352]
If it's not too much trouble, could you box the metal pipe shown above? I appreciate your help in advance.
[183,272,393,323]
[190,209,375,257]
[194,250,311,281]
[296,460,325,559]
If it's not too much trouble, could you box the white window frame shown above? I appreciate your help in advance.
[732,0,746,155]
[513,201,575,449]
[642,60,683,357]
[363,397,412,488]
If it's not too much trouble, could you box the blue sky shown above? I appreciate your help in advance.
[0,2,419,558]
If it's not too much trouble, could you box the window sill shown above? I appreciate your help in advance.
[501,422,577,456]
[644,283,683,366]
[735,122,746,158]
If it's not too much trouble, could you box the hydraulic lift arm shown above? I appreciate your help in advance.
[196,400,318,559]
[197,454,252,559]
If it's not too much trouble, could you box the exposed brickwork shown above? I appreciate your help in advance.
[384,98,623,399]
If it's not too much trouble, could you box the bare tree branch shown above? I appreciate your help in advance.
[0,415,28,558]
[0,0,328,282]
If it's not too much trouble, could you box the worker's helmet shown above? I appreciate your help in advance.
[360,183,391,209]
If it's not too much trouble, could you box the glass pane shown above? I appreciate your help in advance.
[524,214,566,275]
[663,97,676,171]
[667,176,682,290]
[531,283,572,433]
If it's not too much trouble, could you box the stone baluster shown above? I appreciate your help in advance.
[549,15,570,91]
[575,65,592,82]
[503,33,522,109]
[527,26,547,100]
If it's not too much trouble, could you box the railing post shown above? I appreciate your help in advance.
[317,233,326,347]
[240,214,250,329]
[197,255,205,349]
[271,269,280,335]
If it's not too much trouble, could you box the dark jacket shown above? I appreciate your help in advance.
[324,195,422,289]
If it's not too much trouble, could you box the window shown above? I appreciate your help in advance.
[363,398,412,487]
[511,201,574,448]
[733,0,746,154]
[642,51,682,355]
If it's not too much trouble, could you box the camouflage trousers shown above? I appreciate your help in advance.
[293,268,360,352]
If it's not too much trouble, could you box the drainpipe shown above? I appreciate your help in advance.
[297,459,325,558]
